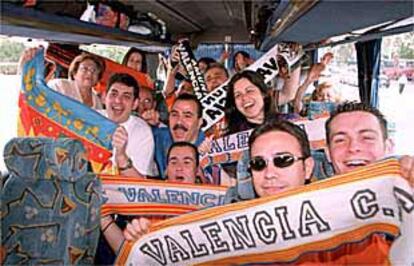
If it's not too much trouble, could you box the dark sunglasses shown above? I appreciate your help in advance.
[249,153,306,171]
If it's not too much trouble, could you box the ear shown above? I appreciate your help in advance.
[132,98,139,111]
[325,147,332,163]
[197,117,203,130]
[304,156,315,181]
[384,137,395,155]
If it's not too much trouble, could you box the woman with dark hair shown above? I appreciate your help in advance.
[122,47,148,73]
[232,50,253,73]
[224,69,301,134]
[197,57,216,73]
[224,70,275,134]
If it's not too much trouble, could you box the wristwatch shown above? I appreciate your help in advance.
[118,157,133,171]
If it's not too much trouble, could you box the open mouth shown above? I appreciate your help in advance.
[173,129,187,138]
[344,159,370,168]
[111,106,124,115]
[243,102,254,110]
[173,175,185,182]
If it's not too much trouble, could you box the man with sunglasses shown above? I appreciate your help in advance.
[229,115,413,264]
[248,119,314,197]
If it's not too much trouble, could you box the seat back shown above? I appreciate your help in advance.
[1,137,103,265]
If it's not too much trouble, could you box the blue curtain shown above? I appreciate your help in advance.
[355,39,382,107]
[194,44,264,70]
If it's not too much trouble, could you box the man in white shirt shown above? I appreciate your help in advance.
[101,73,157,177]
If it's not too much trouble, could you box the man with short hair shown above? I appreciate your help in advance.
[136,86,167,128]
[228,117,413,264]
[325,102,413,181]
[204,63,229,92]
[136,86,156,116]
[101,141,201,255]
[166,141,200,184]
[153,93,205,178]
[102,73,157,178]
[123,116,413,263]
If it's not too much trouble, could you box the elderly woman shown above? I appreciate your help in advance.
[48,53,105,109]
[19,48,105,109]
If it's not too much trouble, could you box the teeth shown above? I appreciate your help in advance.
[243,102,254,108]
[345,159,368,166]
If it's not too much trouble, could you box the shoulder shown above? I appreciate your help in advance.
[125,116,152,133]
[48,78,72,86]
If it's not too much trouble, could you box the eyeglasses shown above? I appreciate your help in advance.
[249,153,306,171]
[78,65,98,74]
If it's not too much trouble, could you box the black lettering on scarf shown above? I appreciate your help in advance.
[299,200,331,237]
[351,189,379,219]
[223,215,256,250]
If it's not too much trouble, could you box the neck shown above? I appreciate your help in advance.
[247,113,264,125]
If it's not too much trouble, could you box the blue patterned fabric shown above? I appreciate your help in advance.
[1,137,103,265]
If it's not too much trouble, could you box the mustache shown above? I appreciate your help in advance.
[173,124,188,131]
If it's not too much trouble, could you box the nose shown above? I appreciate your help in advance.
[175,162,184,171]
[114,95,122,103]
[347,138,362,153]
[240,93,249,103]
[263,162,279,180]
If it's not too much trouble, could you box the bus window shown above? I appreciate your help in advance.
[317,43,360,102]
[379,32,414,155]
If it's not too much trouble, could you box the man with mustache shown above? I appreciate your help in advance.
[153,93,205,178]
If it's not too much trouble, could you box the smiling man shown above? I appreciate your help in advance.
[153,93,205,178]
[101,73,157,178]
[166,142,200,183]
[325,102,406,175]
[325,102,414,190]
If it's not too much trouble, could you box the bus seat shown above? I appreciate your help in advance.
[311,149,335,181]
[306,101,337,119]
[1,137,103,265]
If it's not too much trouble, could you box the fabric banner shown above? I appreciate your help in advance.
[101,175,227,217]
[200,44,304,131]
[177,39,209,100]
[45,43,154,94]
[199,114,329,169]
[18,49,117,172]
[116,159,413,266]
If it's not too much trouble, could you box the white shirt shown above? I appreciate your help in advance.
[48,79,102,109]
[99,110,158,177]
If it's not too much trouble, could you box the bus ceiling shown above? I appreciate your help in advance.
[0,1,413,51]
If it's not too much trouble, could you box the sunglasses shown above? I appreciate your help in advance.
[249,153,306,171]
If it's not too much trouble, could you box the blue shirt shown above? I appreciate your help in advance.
[152,127,205,179]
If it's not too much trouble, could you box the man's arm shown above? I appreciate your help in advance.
[112,126,146,178]
[400,156,414,187]
[278,67,301,105]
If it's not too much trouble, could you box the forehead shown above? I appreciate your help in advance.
[140,88,153,99]
[109,82,134,94]
[236,53,247,59]
[234,78,257,91]
[79,59,97,67]
[206,67,226,77]
[129,52,142,60]
[329,111,383,135]
[251,131,302,156]
[169,146,196,160]
[172,99,197,113]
